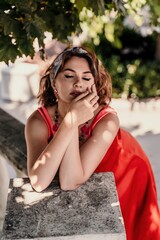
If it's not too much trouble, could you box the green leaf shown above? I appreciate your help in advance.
[0,35,21,64]
[75,0,88,13]
[0,14,19,36]
[75,0,105,15]
[16,36,35,57]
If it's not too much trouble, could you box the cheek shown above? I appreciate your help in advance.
[90,78,95,84]
[55,80,70,94]
[86,79,95,88]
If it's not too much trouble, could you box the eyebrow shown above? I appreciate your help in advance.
[63,68,92,74]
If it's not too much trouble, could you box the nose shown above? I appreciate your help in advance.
[73,76,82,88]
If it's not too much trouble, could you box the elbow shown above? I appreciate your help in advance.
[60,178,85,191]
[28,166,53,192]
[59,176,79,191]
[60,183,79,191]
[30,180,46,192]
[59,174,88,191]
[28,174,49,193]
[31,183,45,193]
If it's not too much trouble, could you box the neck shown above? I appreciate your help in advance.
[57,101,71,118]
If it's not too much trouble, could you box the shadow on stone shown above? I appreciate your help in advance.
[2,173,126,240]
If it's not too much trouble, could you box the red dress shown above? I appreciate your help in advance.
[38,106,160,240]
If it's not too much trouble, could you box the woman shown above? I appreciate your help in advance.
[25,46,160,240]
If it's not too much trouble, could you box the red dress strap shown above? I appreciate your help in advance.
[38,106,54,141]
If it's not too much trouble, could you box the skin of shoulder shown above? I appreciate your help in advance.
[82,111,120,175]
[25,110,49,140]
[92,111,119,141]
[82,110,120,165]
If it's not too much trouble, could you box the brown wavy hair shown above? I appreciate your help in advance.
[37,46,112,107]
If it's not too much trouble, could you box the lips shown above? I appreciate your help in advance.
[70,91,82,97]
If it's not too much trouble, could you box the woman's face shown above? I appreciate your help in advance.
[54,56,95,103]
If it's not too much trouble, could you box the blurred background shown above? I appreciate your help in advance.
[0,0,160,231]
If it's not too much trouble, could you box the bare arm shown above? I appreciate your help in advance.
[25,90,97,192]
[25,110,78,192]
[59,112,119,190]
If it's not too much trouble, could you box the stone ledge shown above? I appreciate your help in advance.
[2,235,125,240]
[2,173,126,240]
[0,108,27,174]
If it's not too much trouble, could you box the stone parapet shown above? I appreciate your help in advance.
[0,108,27,233]
[2,173,126,240]
[0,108,27,174]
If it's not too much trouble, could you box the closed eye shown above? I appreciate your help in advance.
[65,75,73,78]
[83,77,91,81]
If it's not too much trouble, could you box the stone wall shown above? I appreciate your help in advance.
[2,174,126,240]
[0,108,27,172]
[0,108,27,232]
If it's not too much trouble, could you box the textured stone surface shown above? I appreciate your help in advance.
[0,109,27,235]
[2,173,126,240]
[0,108,27,173]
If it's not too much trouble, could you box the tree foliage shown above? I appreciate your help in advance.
[0,0,159,64]
[0,0,79,63]
[0,0,159,98]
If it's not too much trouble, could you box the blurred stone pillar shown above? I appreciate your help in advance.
[0,156,9,232]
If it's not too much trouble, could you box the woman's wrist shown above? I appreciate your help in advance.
[63,111,79,129]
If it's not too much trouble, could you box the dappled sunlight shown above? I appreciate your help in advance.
[102,130,113,142]
[13,178,25,188]
[13,179,54,208]
[3,173,126,239]
[15,196,24,203]
[33,152,51,170]
[111,201,119,207]
[102,130,109,141]
[149,204,160,232]
[92,138,97,143]
[110,201,125,225]
[118,216,124,225]
[30,174,38,185]
[22,190,53,208]
[65,111,77,127]
[29,175,44,192]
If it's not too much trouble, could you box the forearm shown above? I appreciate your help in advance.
[29,112,77,192]
[59,130,85,190]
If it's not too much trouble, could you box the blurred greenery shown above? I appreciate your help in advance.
[0,0,159,98]
[90,29,160,99]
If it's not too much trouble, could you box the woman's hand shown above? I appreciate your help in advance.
[69,84,99,126]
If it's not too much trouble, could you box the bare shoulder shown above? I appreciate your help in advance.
[93,110,120,136]
[26,109,45,128]
[100,111,119,125]
[25,109,48,140]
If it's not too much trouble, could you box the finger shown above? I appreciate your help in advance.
[86,86,92,93]
[85,91,98,103]
[73,90,89,101]
[93,102,99,110]
[90,95,99,106]
[91,84,97,94]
